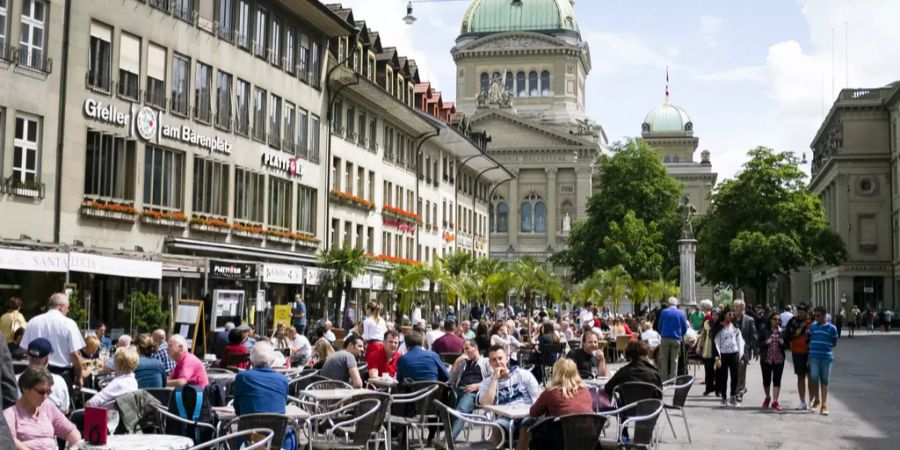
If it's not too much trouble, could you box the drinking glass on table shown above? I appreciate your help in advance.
[107,410,120,435]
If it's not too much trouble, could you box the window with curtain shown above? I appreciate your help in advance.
[170,54,190,115]
[534,202,547,232]
[297,185,317,234]
[268,176,292,229]
[234,168,264,222]
[296,107,308,158]
[253,6,267,57]
[528,71,538,96]
[497,202,509,233]
[192,157,229,216]
[215,70,232,130]
[541,71,551,96]
[516,71,526,97]
[88,22,111,91]
[194,62,212,122]
[143,145,184,209]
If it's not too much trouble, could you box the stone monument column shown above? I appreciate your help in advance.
[545,167,558,244]
[679,238,698,306]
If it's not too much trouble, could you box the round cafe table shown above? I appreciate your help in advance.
[78,434,193,450]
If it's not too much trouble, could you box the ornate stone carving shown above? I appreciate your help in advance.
[469,35,561,52]
[642,122,650,133]
[679,194,697,238]
[478,72,514,108]
[572,118,596,136]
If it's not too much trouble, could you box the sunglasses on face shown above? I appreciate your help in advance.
[31,388,51,396]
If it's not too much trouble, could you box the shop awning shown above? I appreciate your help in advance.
[68,252,162,279]
[0,248,68,273]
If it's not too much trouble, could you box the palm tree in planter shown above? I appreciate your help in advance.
[382,262,414,323]
[510,257,565,330]
[440,252,473,315]
[603,265,632,314]
[317,247,371,323]
[399,260,446,322]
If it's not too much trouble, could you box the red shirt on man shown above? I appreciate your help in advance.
[366,346,399,377]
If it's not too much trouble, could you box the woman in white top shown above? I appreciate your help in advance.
[490,323,521,363]
[86,346,139,408]
[363,302,388,355]
[713,307,745,407]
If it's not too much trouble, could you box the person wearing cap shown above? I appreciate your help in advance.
[17,338,69,413]
[20,293,85,388]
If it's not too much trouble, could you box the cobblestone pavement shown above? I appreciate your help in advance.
[662,331,900,449]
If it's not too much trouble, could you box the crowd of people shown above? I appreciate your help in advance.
[0,288,887,449]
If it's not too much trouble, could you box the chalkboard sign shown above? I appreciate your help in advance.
[174,300,205,354]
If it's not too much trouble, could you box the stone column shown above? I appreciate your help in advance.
[545,167,558,246]
[575,165,592,217]
[509,170,519,248]
[679,238,698,306]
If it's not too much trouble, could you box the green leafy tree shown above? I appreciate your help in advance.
[318,247,371,321]
[555,138,683,282]
[126,291,169,334]
[65,290,89,330]
[696,147,846,304]
[510,257,565,320]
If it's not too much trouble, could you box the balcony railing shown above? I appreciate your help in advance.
[0,45,12,62]
[4,177,45,199]
[15,47,52,74]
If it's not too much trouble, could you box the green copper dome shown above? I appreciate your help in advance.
[642,103,693,136]
[461,0,579,35]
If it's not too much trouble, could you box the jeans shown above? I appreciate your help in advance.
[760,361,784,389]
[717,353,740,400]
[808,358,833,385]
[657,338,681,383]
[451,390,478,440]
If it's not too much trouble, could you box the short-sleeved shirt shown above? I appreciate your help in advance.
[477,366,541,406]
[319,350,358,383]
[688,311,705,331]
[293,301,307,327]
[365,347,399,378]
[431,333,464,355]
[20,310,85,368]
[808,321,838,361]
[170,352,209,388]
[15,373,69,414]
[4,401,76,450]
[135,356,167,389]
[234,368,288,416]
[566,348,599,380]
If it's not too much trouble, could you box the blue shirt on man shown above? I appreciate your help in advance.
[658,306,689,340]
[233,367,289,415]
[808,321,838,361]
[397,347,449,382]
[135,356,167,389]
[293,301,307,327]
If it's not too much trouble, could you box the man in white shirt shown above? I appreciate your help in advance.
[780,306,794,328]
[290,328,312,364]
[21,293,85,387]
[411,304,423,327]
[424,322,445,349]
[579,306,595,328]
[17,338,70,413]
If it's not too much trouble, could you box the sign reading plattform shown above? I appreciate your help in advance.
[261,152,302,178]
[82,98,232,156]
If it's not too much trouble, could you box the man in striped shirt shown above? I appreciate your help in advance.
[808,306,838,416]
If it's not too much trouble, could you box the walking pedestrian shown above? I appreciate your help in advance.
[785,304,812,410]
[884,309,894,332]
[834,308,844,338]
[20,293,85,391]
[732,300,758,402]
[657,297,688,383]
[291,294,307,336]
[808,306,838,416]
[866,308,876,333]
[759,312,786,411]
[713,307,744,407]
[845,305,859,337]
[699,308,719,396]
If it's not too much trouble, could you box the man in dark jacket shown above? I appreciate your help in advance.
[733,300,758,402]
[0,331,17,409]
[604,340,663,401]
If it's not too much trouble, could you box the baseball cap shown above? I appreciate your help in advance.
[236,323,251,332]
[27,338,54,358]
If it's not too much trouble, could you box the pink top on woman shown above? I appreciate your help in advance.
[4,402,76,450]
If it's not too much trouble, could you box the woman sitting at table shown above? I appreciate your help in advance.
[87,346,139,408]
[523,358,594,450]
[134,333,167,389]
[311,338,334,369]
[4,366,82,450]
[535,322,561,382]
[221,328,250,370]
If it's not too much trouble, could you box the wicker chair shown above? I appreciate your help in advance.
[433,400,504,450]
[306,379,352,391]
[661,375,694,442]
[223,413,291,450]
[188,428,273,450]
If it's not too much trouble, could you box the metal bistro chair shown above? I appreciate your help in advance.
[188,428,274,450]
[404,380,454,440]
[304,398,382,450]
[434,400,504,450]
[597,399,664,450]
[154,405,217,441]
[539,343,564,384]
[388,384,440,450]
[223,413,291,450]
[290,373,327,396]
[144,387,175,407]
[611,381,664,409]
[661,375,695,443]
[335,391,392,449]
[556,413,609,450]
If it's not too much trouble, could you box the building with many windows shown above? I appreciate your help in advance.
[0,0,508,328]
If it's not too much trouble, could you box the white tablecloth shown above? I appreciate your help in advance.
[78,434,193,450]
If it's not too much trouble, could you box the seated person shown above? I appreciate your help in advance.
[87,346,139,407]
[431,320,464,355]
[4,366,82,449]
[525,358,594,450]
[448,339,492,441]
[603,340,663,402]
[640,321,661,350]
[366,330,401,379]
[221,328,250,370]
[565,330,609,379]
[318,335,364,388]
[397,331,449,383]
[234,340,297,450]
[166,334,209,388]
[477,345,541,448]
[134,333,167,389]
[286,326,312,367]
[311,338,334,370]
[17,338,70,413]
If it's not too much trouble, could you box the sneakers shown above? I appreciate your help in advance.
[729,397,738,407]
[797,402,808,411]
[772,401,781,411]
[721,399,728,407]
[820,405,829,416]
[762,397,771,409]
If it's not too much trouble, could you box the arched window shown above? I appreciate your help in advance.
[663,155,671,163]
[672,155,680,163]
[540,71,551,96]
[505,72,515,95]
[516,71,526,97]
[497,202,509,232]
[480,72,489,93]
[528,71,538,96]
[534,202,547,232]
[520,202,533,232]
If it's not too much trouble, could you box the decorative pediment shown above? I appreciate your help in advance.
[471,109,592,148]
[457,32,569,53]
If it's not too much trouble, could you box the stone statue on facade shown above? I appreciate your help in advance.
[562,213,572,232]
[679,194,697,238]
[477,72,513,108]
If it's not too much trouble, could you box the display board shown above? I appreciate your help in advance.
[210,290,245,332]
[273,304,292,329]
[174,300,205,354]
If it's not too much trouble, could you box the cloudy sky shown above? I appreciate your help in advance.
[334,0,900,183]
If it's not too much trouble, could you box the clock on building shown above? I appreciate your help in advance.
[135,106,158,141]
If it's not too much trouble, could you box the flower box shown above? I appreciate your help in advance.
[189,216,231,234]
[80,200,138,224]
[233,222,265,239]
[382,205,423,224]
[329,189,375,211]
[141,209,187,228]
[266,234,294,245]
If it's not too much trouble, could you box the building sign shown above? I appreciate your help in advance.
[262,263,304,284]
[209,260,257,281]
[304,267,333,285]
[458,234,473,248]
[81,98,232,156]
[0,248,69,273]
[384,217,416,234]
[261,152,302,178]
[68,252,162,279]
[351,274,372,289]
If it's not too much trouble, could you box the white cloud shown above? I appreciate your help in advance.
[695,65,766,84]
[583,31,674,75]
[700,15,723,47]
